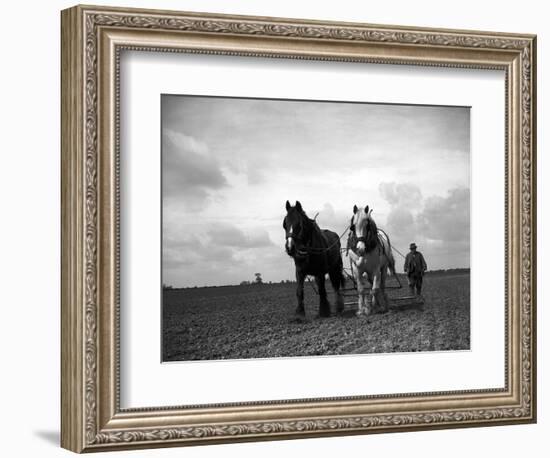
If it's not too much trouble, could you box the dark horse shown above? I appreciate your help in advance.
[283,200,345,318]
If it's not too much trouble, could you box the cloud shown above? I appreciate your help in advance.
[379,182,423,209]
[162,222,276,286]
[311,202,352,234]
[163,234,234,265]
[378,182,422,238]
[162,129,228,211]
[386,207,415,238]
[163,233,236,276]
[417,187,470,243]
[376,183,470,270]
[207,224,274,248]
[163,241,292,288]
[160,96,471,284]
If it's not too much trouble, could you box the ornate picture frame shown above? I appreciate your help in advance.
[61,4,536,453]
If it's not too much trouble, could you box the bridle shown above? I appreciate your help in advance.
[349,215,378,253]
[350,216,372,245]
[284,215,313,256]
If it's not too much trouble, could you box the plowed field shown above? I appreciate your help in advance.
[163,273,470,361]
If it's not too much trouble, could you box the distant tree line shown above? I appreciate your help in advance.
[424,268,470,276]
[163,268,469,291]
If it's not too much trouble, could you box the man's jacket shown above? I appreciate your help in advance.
[404,251,427,275]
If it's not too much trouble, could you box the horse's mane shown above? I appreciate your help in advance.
[295,211,330,252]
[366,216,378,247]
[305,214,325,245]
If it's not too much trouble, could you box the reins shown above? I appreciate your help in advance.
[346,226,408,260]
[291,216,409,266]
[295,223,351,256]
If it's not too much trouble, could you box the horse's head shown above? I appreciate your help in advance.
[351,204,378,255]
[283,200,312,257]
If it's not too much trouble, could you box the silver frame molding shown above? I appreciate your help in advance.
[61,4,536,453]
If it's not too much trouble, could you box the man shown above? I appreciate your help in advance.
[403,242,427,297]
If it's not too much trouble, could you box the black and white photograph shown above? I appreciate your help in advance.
[161,94,471,362]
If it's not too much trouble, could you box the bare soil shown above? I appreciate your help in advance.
[162,273,470,361]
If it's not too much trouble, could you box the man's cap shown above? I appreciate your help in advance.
[410,242,417,249]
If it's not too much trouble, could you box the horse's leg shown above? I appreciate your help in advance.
[295,271,306,317]
[329,269,344,315]
[352,264,362,316]
[365,272,374,314]
[356,272,366,317]
[316,274,331,318]
[369,270,381,315]
[379,267,389,313]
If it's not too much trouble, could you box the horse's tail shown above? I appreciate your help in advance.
[329,251,346,291]
[338,240,346,289]
[336,244,346,290]
[379,229,396,276]
[340,269,346,289]
[387,247,396,277]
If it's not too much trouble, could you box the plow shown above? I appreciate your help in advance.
[307,236,424,314]
[340,260,424,312]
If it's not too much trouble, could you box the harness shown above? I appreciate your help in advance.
[287,217,349,257]
[347,224,388,258]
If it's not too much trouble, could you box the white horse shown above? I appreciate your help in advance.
[348,205,395,316]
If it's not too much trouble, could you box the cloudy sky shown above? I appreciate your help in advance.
[162,95,470,287]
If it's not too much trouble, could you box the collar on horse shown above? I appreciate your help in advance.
[292,218,347,258]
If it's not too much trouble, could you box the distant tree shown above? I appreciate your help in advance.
[254,273,263,284]
[240,280,251,286]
